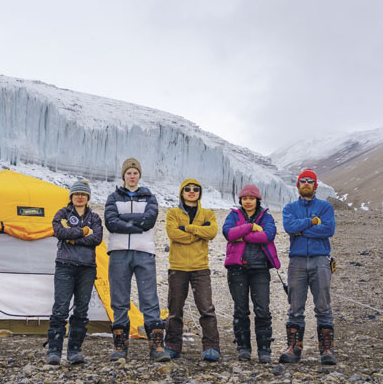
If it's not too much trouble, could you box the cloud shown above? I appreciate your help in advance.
[1,0,383,155]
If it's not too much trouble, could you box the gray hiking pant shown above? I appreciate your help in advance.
[287,256,334,328]
[109,250,162,329]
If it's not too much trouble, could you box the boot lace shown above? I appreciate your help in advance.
[114,331,126,351]
[320,330,333,351]
[287,329,298,347]
[150,330,164,350]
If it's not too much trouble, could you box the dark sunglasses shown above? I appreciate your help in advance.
[299,178,315,184]
[184,186,200,193]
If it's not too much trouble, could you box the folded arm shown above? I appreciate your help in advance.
[283,205,312,234]
[104,195,143,234]
[52,211,84,240]
[73,215,103,246]
[303,204,335,238]
[166,209,199,244]
[184,211,218,240]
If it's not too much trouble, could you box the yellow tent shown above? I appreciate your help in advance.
[0,170,163,337]
[0,169,69,240]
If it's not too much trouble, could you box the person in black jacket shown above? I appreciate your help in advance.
[46,180,103,366]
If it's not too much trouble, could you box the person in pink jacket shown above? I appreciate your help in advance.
[223,184,280,363]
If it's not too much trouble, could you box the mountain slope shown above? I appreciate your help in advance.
[322,142,383,210]
[271,128,383,210]
[1,75,334,209]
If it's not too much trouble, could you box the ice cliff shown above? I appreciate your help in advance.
[0,75,334,209]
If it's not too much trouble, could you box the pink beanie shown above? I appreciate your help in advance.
[239,184,262,200]
[296,169,318,188]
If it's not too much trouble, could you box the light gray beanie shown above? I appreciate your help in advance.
[69,180,91,199]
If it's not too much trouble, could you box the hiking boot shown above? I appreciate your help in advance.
[67,351,85,365]
[164,345,181,359]
[234,330,251,361]
[203,348,220,362]
[67,327,86,365]
[279,325,304,363]
[318,326,336,365]
[47,352,61,365]
[46,329,65,365]
[110,325,129,361]
[256,328,272,364]
[148,329,171,362]
[238,349,251,361]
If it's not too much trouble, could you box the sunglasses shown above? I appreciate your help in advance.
[184,186,200,193]
[299,178,315,184]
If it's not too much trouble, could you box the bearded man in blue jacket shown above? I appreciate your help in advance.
[279,169,336,365]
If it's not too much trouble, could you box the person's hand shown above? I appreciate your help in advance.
[178,226,186,232]
[252,223,263,232]
[82,226,91,236]
[202,222,210,226]
[60,219,70,228]
[311,217,321,225]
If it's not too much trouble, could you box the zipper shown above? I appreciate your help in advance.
[305,204,309,257]
[128,198,134,250]
[261,244,276,268]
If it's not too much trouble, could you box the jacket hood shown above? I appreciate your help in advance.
[179,179,202,200]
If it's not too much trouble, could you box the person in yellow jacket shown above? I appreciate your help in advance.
[164,179,220,361]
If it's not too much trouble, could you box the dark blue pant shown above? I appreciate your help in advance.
[49,262,96,332]
[227,266,272,332]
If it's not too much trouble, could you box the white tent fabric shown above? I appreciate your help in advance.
[0,233,108,321]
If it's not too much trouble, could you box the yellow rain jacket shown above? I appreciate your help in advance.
[166,179,218,271]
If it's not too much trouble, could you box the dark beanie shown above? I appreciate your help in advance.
[69,180,91,199]
[121,158,142,180]
[238,184,262,200]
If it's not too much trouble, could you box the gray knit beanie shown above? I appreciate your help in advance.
[69,180,91,199]
[121,158,142,180]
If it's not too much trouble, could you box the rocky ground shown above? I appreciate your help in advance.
[1,207,383,383]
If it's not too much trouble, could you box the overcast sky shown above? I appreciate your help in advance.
[1,0,383,155]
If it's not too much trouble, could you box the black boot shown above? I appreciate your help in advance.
[279,325,304,363]
[46,329,65,365]
[110,324,129,361]
[234,330,252,361]
[67,327,87,365]
[145,323,171,362]
[318,325,336,365]
[256,328,272,364]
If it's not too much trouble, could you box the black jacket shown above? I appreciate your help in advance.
[52,204,103,267]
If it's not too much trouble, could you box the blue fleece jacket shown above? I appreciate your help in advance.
[283,196,335,257]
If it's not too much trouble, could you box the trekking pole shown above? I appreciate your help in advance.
[276,271,288,295]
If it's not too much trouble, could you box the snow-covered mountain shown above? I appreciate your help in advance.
[271,128,383,210]
[0,74,334,209]
[271,128,383,173]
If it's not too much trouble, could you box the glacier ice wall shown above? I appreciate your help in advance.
[0,75,334,209]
